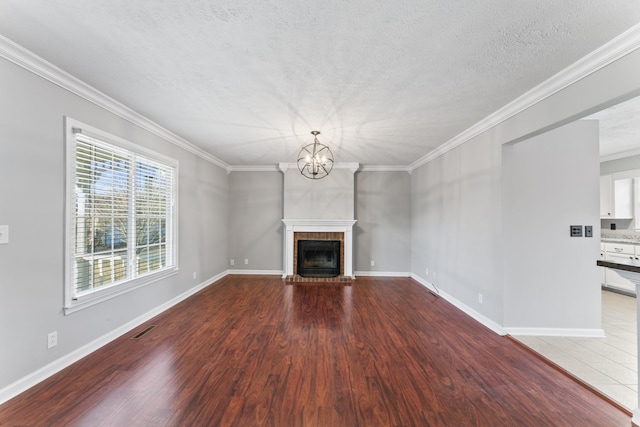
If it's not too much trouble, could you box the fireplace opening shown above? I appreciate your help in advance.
[297,240,340,278]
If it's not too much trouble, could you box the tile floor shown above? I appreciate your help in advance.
[514,290,637,410]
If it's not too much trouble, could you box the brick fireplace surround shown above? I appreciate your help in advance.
[282,219,356,283]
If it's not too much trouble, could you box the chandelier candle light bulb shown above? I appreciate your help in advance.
[297,131,334,179]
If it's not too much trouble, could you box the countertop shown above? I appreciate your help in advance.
[601,232,640,245]
[601,238,640,244]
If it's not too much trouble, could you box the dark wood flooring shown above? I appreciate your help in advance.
[0,276,632,426]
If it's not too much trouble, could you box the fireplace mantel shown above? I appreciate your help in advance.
[282,219,357,279]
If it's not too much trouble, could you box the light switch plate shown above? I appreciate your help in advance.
[0,225,8,244]
[570,225,582,237]
[585,225,593,237]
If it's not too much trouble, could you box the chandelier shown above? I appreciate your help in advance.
[297,131,334,180]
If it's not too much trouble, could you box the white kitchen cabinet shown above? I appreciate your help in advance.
[604,242,635,256]
[600,175,633,219]
[599,243,605,284]
[614,178,633,218]
[603,242,637,294]
[600,175,613,218]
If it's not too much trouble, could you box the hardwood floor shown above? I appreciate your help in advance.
[0,276,631,426]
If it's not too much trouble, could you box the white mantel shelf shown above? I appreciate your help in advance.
[283,219,357,228]
[282,219,357,279]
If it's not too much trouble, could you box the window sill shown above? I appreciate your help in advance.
[64,267,179,315]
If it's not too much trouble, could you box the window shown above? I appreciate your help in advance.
[65,118,178,313]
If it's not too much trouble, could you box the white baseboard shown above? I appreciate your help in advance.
[354,271,411,277]
[504,327,606,338]
[411,274,506,336]
[0,271,229,406]
[410,274,607,339]
[226,269,284,275]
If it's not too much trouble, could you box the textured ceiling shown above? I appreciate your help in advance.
[586,96,640,160]
[1,1,640,166]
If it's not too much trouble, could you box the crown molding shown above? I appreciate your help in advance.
[278,162,360,173]
[228,165,281,173]
[0,34,231,171]
[277,162,291,173]
[358,165,411,173]
[409,22,640,172]
[600,147,640,163]
[235,163,407,173]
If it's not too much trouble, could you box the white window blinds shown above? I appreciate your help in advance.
[66,119,177,311]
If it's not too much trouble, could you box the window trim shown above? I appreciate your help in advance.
[64,117,179,314]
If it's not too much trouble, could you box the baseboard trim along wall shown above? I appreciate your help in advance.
[503,327,606,338]
[409,274,606,339]
[411,274,507,336]
[226,269,284,275]
[354,271,411,277]
[0,271,229,406]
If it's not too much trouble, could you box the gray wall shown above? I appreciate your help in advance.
[503,121,601,330]
[228,171,283,271]
[283,168,355,219]
[355,171,411,273]
[0,57,229,390]
[411,45,640,331]
[225,170,412,274]
[411,136,502,319]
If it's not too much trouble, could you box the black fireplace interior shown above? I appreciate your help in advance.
[297,240,340,278]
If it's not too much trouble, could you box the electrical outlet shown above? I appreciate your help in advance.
[425,268,429,276]
[192,272,197,280]
[244,259,248,265]
[433,272,437,280]
[478,293,483,304]
[230,259,234,266]
[47,331,57,349]
[370,260,375,267]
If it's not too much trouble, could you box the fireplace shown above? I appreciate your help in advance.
[282,219,356,282]
[297,240,340,278]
